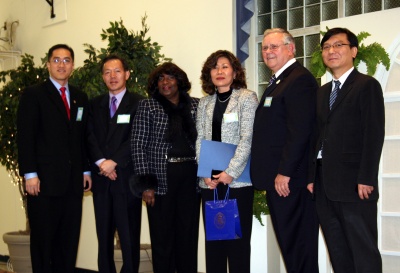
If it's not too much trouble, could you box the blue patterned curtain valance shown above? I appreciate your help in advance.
[236,0,254,63]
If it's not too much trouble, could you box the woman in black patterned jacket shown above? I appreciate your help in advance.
[130,62,200,273]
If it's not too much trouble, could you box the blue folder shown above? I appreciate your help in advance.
[197,139,251,182]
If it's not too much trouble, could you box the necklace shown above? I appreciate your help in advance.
[217,95,231,103]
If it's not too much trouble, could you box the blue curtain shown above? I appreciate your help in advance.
[236,0,254,63]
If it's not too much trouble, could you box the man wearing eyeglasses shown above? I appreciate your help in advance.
[308,27,384,273]
[251,28,319,273]
[17,44,92,273]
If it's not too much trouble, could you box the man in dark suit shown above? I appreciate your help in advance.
[308,27,384,273]
[86,55,143,273]
[251,28,319,273]
[17,44,92,273]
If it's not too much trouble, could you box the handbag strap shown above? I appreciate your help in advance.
[213,187,230,202]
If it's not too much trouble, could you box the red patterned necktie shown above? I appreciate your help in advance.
[60,87,70,120]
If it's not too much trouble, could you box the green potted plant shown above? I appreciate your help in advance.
[70,15,171,98]
[253,190,269,226]
[0,15,169,272]
[310,28,390,79]
[0,54,48,273]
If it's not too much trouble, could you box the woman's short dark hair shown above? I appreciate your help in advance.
[200,50,247,95]
[320,27,359,49]
[147,62,191,97]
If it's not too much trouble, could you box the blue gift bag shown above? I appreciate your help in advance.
[205,188,242,241]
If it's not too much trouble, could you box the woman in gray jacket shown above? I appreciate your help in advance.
[196,50,258,273]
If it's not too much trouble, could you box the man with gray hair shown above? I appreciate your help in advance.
[251,28,319,272]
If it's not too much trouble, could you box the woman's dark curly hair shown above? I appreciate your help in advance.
[147,62,191,97]
[200,50,247,95]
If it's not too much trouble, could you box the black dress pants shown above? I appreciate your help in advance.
[201,184,254,273]
[315,163,382,273]
[267,186,319,273]
[28,190,82,273]
[147,161,200,273]
[93,181,142,273]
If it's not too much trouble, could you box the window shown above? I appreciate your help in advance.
[255,0,400,95]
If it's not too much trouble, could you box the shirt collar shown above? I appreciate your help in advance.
[333,67,354,89]
[274,58,296,79]
[49,77,69,93]
[109,89,126,105]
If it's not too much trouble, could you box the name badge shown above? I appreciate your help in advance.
[76,107,83,121]
[263,97,273,107]
[117,114,130,124]
[223,112,238,123]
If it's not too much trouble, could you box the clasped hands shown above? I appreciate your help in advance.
[204,171,233,190]
[99,159,117,180]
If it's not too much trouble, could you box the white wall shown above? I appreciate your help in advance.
[9,0,235,99]
[1,0,234,271]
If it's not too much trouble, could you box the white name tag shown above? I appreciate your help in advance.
[117,114,130,124]
[223,112,238,123]
[76,107,83,121]
[263,97,273,107]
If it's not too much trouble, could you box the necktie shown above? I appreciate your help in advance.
[329,80,341,110]
[59,87,70,120]
[110,96,117,118]
[268,74,276,87]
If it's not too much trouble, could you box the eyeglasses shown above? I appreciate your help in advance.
[262,43,288,52]
[321,43,351,51]
[51,58,72,64]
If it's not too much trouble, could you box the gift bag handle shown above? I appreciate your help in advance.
[214,187,230,202]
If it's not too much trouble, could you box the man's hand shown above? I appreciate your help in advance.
[307,183,314,194]
[275,174,291,197]
[358,184,374,200]
[83,174,92,192]
[105,170,117,181]
[204,177,218,190]
[99,160,117,176]
[213,171,234,185]
[25,177,40,196]
[143,189,155,207]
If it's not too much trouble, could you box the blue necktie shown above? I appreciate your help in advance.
[329,80,341,110]
[110,96,117,118]
[268,74,276,87]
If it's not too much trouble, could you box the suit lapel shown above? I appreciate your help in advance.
[258,61,300,111]
[225,89,239,113]
[319,84,331,122]
[69,87,78,123]
[329,69,358,114]
[98,94,110,136]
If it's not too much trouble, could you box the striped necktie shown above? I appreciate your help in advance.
[268,74,276,87]
[329,80,341,110]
